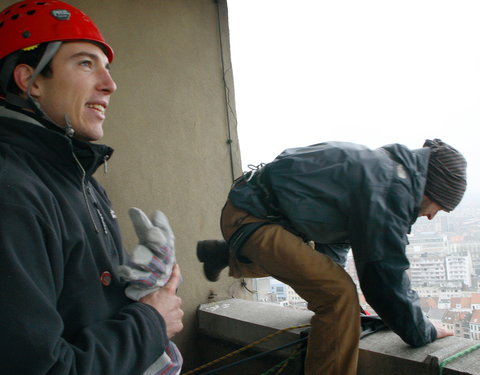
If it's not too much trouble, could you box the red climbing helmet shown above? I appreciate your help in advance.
[0,0,114,62]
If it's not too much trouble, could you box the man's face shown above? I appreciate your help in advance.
[418,195,445,220]
[32,42,117,142]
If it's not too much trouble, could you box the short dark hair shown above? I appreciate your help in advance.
[0,43,53,95]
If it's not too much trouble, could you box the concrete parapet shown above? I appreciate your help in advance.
[198,298,480,375]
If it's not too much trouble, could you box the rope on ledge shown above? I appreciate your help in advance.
[181,324,310,375]
[439,342,480,375]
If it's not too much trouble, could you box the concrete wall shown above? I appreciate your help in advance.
[0,0,245,370]
[199,299,480,375]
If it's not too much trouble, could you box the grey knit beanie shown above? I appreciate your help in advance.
[423,139,467,212]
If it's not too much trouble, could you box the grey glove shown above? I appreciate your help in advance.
[118,207,176,300]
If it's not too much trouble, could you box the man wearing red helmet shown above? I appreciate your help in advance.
[0,1,183,374]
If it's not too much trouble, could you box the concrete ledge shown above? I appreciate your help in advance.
[198,298,480,375]
[359,330,480,375]
[198,298,311,357]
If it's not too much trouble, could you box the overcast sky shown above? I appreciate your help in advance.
[227,0,480,203]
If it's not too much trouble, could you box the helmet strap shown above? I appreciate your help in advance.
[2,41,62,116]
[3,41,74,137]
[26,41,62,118]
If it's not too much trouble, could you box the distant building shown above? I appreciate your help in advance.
[407,232,447,255]
[415,281,463,298]
[254,277,279,303]
[450,296,471,311]
[419,296,438,312]
[435,281,465,298]
[443,311,459,332]
[437,297,451,310]
[440,214,457,233]
[410,255,446,286]
[443,311,471,338]
[472,293,480,310]
[457,312,472,339]
[426,308,448,326]
[445,254,473,287]
[411,216,443,234]
[269,279,287,302]
[268,278,306,307]
[453,242,480,276]
[472,277,480,291]
[470,310,480,341]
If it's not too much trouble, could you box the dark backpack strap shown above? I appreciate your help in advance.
[228,221,271,263]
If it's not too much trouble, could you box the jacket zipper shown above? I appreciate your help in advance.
[86,184,109,235]
[71,152,101,234]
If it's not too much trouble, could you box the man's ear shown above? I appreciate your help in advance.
[12,64,41,97]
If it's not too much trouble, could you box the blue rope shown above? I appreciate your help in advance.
[199,337,307,375]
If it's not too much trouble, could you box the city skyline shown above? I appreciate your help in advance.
[255,202,480,340]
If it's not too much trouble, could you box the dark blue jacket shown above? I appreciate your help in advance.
[0,106,167,374]
[229,141,437,347]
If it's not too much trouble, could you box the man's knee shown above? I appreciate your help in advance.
[338,274,357,297]
[308,273,358,314]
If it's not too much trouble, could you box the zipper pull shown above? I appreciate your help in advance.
[64,114,75,138]
[103,155,108,174]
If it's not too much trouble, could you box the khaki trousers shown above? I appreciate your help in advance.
[221,200,360,375]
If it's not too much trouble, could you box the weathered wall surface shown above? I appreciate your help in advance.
[0,0,245,370]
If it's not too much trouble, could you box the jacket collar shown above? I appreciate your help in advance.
[0,105,113,177]
[0,105,44,127]
[381,143,431,225]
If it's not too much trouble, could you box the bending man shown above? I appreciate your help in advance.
[198,139,466,375]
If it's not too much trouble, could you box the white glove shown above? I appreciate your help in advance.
[118,207,176,300]
[129,207,175,255]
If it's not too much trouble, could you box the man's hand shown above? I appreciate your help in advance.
[140,264,184,338]
[432,320,453,339]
